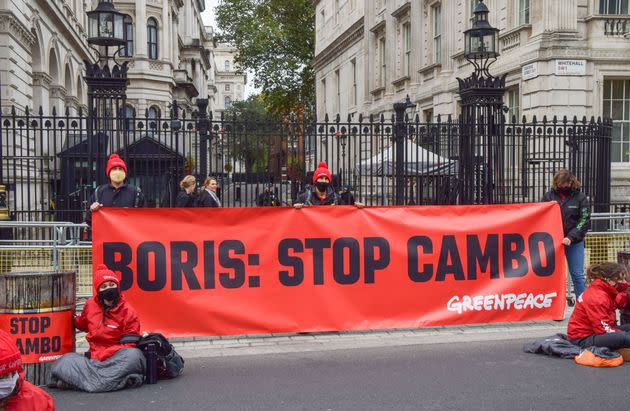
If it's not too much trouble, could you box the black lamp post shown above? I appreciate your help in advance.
[393,95,416,205]
[84,0,130,187]
[87,0,126,51]
[457,0,506,205]
[463,0,499,77]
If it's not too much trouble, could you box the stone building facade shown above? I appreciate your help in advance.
[313,0,630,201]
[0,0,244,117]
[205,27,247,119]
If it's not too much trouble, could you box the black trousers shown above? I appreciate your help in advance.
[572,324,630,350]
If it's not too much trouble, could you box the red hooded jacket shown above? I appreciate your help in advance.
[0,330,55,411]
[74,265,141,361]
[568,279,629,340]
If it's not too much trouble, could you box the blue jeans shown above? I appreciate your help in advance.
[566,241,586,298]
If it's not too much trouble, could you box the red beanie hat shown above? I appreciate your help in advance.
[312,161,332,184]
[0,329,22,376]
[93,263,120,295]
[106,154,127,177]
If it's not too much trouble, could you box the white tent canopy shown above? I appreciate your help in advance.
[354,140,456,176]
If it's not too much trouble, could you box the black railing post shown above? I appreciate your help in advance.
[196,98,209,178]
[393,95,415,205]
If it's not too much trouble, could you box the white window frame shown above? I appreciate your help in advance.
[335,68,341,113]
[351,58,357,106]
[379,36,387,87]
[603,79,630,163]
[403,22,412,77]
[506,86,520,120]
[321,77,327,115]
[432,4,442,64]
[518,0,530,25]
[600,0,629,14]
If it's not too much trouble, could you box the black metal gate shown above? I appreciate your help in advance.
[0,90,613,221]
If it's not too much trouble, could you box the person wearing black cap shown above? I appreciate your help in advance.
[257,183,281,207]
[87,154,145,226]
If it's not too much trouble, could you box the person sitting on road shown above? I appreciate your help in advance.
[294,162,363,208]
[75,264,141,361]
[49,264,145,392]
[568,262,630,350]
[0,329,55,410]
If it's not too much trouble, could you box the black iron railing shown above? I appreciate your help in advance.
[0,102,612,222]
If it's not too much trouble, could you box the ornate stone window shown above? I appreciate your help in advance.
[120,16,133,57]
[147,18,158,60]
[600,0,629,14]
[432,4,442,64]
[603,79,630,162]
[518,0,530,25]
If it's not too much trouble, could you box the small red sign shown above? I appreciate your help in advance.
[0,311,74,364]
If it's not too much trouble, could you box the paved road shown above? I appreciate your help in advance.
[48,338,626,411]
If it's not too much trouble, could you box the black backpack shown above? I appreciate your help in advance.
[137,333,185,379]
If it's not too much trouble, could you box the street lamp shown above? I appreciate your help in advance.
[463,0,500,77]
[335,129,347,186]
[87,0,127,62]
[84,0,129,187]
[393,95,416,206]
[457,0,506,205]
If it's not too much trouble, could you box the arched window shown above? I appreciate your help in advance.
[147,18,158,60]
[224,96,232,109]
[148,106,160,119]
[123,105,135,131]
[120,16,134,57]
[147,106,159,135]
[224,60,230,71]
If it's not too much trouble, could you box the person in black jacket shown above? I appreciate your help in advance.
[87,154,145,226]
[338,185,356,205]
[542,169,590,298]
[197,176,221,207]
[257,184,281,206]
[294,162,363,208]
[175,175,197,207]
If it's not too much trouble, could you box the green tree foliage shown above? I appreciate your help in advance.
[215,0,314,115]
[223,95,274,173]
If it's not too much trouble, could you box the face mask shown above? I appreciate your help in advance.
[315,182,329,192]
[98,287,120,306]
[557,187,571,195]
[0,372,18,399]
[109,169,126,184]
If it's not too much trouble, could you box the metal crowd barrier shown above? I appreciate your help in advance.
[0,221,92,297]
[584,213,630,265]
[0,213,629,299]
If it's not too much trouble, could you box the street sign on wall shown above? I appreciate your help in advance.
[522,63,538,81]
[555,60,586,76]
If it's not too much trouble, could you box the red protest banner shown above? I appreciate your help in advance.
[92,202,566,337]
[0,311,74,363]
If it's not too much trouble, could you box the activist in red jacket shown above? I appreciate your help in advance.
[568,262,630,350]
[0,330,55,411]
[74,264,141,361]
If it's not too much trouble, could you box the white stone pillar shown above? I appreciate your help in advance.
[538,0,578,33]
[135,0,147,57]
[162,0,169,61]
